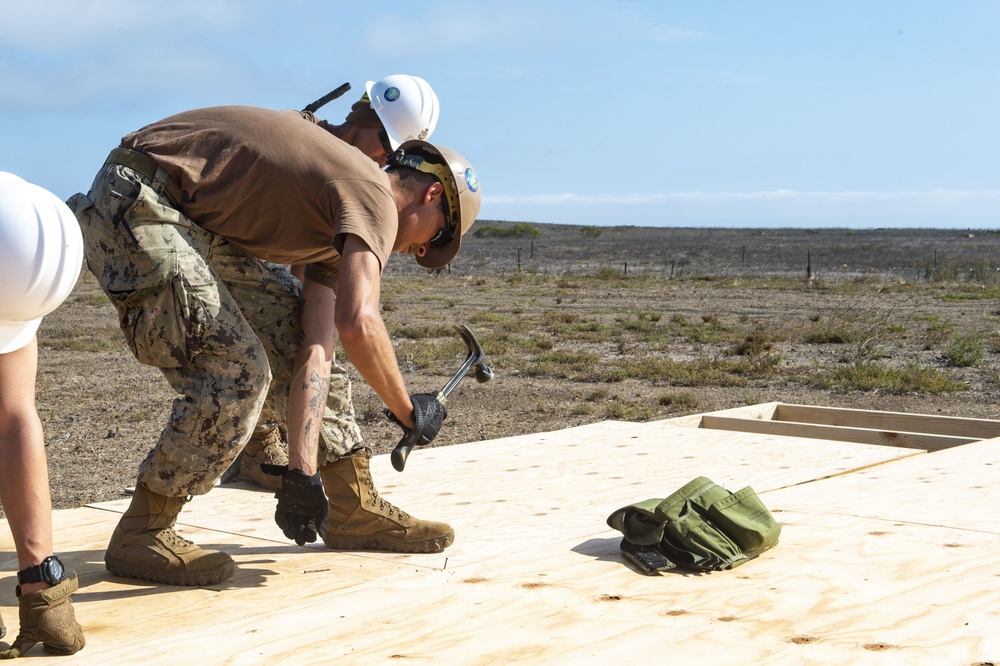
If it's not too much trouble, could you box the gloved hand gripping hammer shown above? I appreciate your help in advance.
[390,325,494,472]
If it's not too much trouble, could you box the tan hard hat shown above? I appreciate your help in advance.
[391,140,481,269]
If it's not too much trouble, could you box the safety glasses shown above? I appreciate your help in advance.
[378,128,393,154]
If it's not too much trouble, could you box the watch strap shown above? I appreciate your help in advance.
[17,555,64,585]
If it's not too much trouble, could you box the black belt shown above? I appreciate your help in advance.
[104,147,183,208]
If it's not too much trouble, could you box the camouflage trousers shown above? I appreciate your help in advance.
[68,159,364,497]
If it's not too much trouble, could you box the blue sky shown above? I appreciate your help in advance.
[2,1,998,228]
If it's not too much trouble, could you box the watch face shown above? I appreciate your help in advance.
[47,557,65,583]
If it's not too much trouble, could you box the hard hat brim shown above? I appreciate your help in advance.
[416,232,462,270]
[0,318,40,355]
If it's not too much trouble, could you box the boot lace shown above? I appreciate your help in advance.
[362,471,411,521]
[157,527,195,550]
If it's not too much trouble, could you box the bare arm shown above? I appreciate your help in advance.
[335,234,415,428]
[286,278,336,475]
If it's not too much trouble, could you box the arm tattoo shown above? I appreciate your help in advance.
[301,369,331,459]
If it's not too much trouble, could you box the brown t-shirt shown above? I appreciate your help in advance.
[122,106,397,288]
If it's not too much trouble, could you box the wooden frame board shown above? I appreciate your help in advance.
[664,401,1000,451]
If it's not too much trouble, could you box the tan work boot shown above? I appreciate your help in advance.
[238,426,287,491]
[321,453,454,553]
[105,483,236,586]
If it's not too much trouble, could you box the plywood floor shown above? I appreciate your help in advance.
[1,404,998,664]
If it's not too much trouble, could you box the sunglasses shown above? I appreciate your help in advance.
[378,128,393,154]
[430,204,455,247]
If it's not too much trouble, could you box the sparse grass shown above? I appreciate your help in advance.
[387,324,456,340]
[73,292,110,306]
[801,283,918,362]
[40,332,122,352]
[375,262,991,417]
[586,388,610,402]
[394,337,468,372]
[467,311,519,328]
[605,401,655,421]
[803,326,850,345]
[806,361,965,394]
[943,334,985,368]
[729,330,783,374]
[657,390,698,409]
[939,286,1000,301]
[668,314,734,344]
[923,321,955,349]
[596,357,751,385]
[526,350,602,379]
[986,333,1000,355]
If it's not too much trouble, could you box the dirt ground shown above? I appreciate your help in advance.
[29,223,1000,511]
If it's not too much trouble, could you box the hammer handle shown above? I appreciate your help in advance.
[302,82,351,114]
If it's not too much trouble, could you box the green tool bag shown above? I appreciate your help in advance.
[607,476,781,574]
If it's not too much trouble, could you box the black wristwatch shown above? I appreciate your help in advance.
[17,555,66,589]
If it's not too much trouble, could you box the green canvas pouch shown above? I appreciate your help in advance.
[608,476,781,574]
[606,497,668,546]
[705,485,782,556]
[657,479,744,570]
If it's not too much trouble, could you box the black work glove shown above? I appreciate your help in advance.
[0,574,85,658]
[273,468,327,546]
[387,393,448,449]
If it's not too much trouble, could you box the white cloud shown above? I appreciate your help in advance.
[0,2,311,113]
[0,1,247,52]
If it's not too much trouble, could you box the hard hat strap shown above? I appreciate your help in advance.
[387,150,460,231]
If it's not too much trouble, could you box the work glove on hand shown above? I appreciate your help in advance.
[0,573,85,658]
[273,468,328,546]
[388,393,448,449]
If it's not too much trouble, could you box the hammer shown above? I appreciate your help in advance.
[391,324,493,472]
[302,82,351,114]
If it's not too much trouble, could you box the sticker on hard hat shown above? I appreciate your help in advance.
[385,87,400,102]
[464,168,479,193]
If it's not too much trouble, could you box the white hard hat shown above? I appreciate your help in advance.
[366,75,440,150]
[0,173,84,354]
